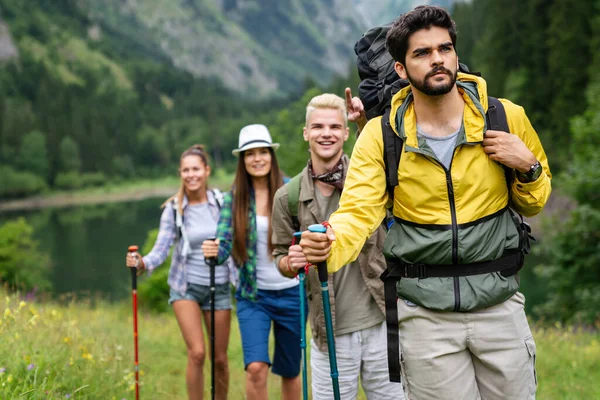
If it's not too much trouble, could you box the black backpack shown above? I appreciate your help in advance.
[355,24,534,384]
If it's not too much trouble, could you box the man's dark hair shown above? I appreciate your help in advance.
[386,5,457,66]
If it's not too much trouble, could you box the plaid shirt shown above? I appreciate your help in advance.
[215,189,260,301]
[142,190,236,295]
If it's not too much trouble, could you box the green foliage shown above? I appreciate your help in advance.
[136,125,170,167]
[80,172,107,187]
[0,165,47,199]
[451,0,596,172]
[137,228,171,313]
[562,81,600,208]
[533,17,600,324]
[0,218,52,292]
[58,136,81,173]
[54,171,83,190]
[533,206,600,324]
[16,131,49,180]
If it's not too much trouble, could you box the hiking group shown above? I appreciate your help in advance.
[125,5,552,400]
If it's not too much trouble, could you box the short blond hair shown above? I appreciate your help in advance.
[305,93,347,127]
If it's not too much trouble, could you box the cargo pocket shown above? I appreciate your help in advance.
[525,336,538,396]
[400,353,413,400]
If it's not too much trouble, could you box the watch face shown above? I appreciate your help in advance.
[528,161,543,181]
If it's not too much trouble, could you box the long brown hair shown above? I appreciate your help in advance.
[231,147,283,265]
[162,144,210,214]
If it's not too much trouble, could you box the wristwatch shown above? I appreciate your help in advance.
[516,160,543,183]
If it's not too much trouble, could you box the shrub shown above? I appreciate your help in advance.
[0,218,52,292]
[81,172,107,187]
[137,228,171,312]
[54,171,83,190]
[0,165,47,199]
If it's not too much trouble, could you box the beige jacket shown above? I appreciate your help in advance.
[272,157,387,351]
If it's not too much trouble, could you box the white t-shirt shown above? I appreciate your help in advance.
[255,215,298,290]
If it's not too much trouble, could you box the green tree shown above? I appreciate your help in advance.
[17,130,49,180]
[58,136,81,172]
[546,0,594,167]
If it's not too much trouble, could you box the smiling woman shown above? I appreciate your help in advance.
[201,124,305,399]
[124,144,235,400]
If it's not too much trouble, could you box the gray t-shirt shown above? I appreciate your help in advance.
[417,124,462,170]
[314,187,383,336]
[185,202,228,286]
[255,215,299,290]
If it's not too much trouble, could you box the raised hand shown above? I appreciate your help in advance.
[345,87,367,133]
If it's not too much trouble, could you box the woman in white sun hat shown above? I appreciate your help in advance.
[203,124,305,399]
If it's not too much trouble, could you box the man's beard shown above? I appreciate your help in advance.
[407,66,457,96]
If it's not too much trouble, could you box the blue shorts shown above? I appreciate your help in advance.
[236,286,307,378]
[169,283,232,310]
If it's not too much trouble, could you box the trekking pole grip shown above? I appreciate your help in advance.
[128,245,139,289]
[204,236,217,267]
[308,224,328,283]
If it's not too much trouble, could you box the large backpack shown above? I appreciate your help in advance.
[355,24,534,383]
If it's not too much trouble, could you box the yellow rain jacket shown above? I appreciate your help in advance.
[327,74,552,311]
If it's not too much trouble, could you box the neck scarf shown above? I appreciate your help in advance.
[308,155,346,190]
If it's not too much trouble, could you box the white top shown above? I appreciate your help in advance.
[255,215,298,290]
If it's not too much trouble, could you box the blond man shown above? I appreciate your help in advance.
[271,93,404,400]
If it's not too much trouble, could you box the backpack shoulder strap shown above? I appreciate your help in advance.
[211,188,224,209]
[486,96,509,132]
[287,173,302,232]
[381,107,404,205]
[486,97,514,191]
[172,198,183,241]
[486,97,534,252]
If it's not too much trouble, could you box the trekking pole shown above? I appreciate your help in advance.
[127,245,141,400]
[308,224,340,400]
[292,232,308,400]
[204,237,218,400]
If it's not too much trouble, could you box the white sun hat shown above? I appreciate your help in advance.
[232,124,280,156]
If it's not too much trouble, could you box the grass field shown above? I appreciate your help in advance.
[0,291,598,399]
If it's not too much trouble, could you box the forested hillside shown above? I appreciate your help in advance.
[451,0,600,324]
[453,0,596,169]
[0,0,453,199]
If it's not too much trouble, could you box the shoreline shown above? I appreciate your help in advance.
[0,185,179,213]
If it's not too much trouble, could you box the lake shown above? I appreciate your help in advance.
[0,198,551,316]
[0,197,164,301]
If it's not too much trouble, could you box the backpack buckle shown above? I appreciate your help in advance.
[401,263,428,279]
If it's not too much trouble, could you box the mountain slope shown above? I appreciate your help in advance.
[82,0,364,97]
[1,0,459,98]
[81,0,458,97]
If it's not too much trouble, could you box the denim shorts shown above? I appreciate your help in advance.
[236,285,307,378]
[169,282,232,310]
